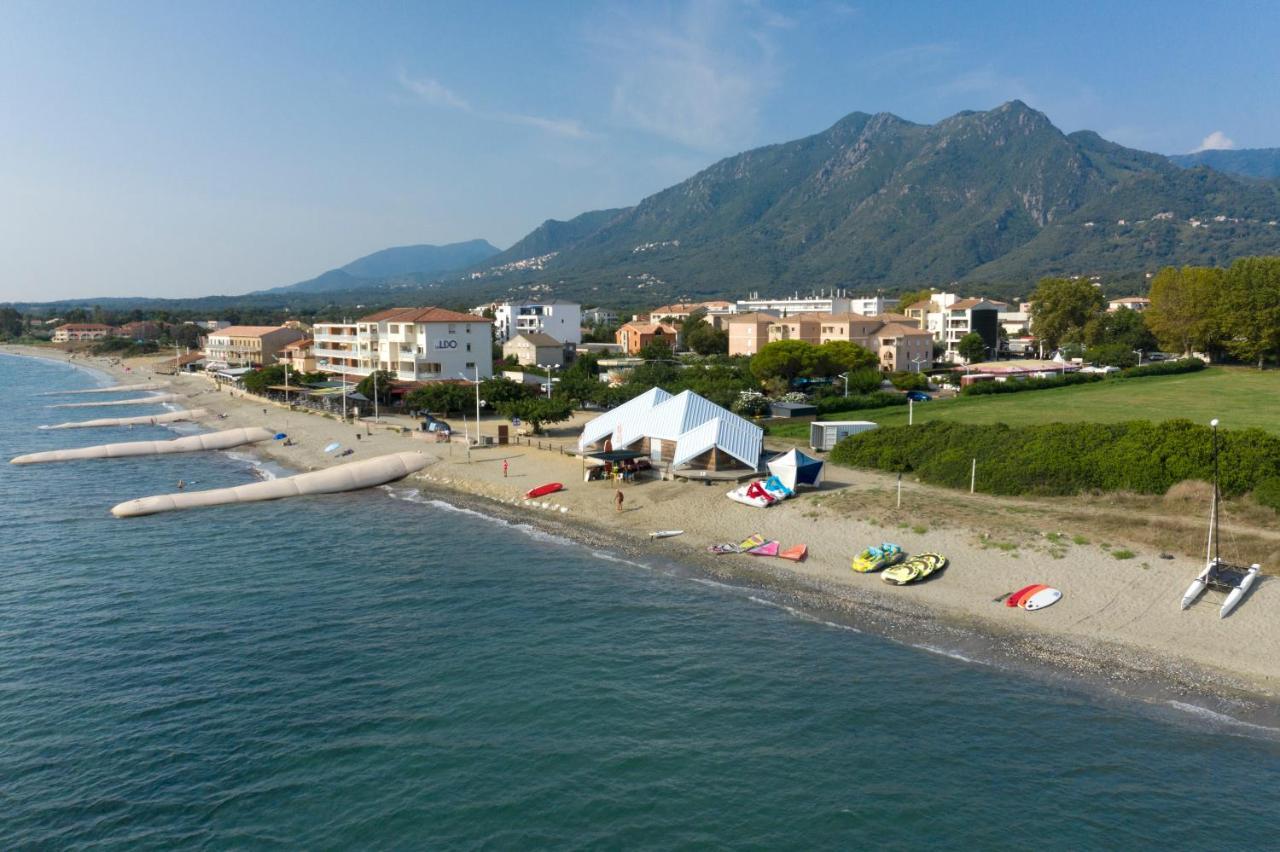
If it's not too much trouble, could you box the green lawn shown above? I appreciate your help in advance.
[767,367,1280,439]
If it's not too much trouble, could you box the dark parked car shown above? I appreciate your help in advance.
[905,390,932,402]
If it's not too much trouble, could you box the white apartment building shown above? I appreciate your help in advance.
[735,295,853,316]
[492,301,582,345]
[314,307,493,381]
[848,295,890,316]
[583,307,619,327]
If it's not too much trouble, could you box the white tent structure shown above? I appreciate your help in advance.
[578,389,763,471]
[766,448,826,492]
[577,387,672,451]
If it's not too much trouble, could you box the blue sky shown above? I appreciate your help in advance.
[2,0,1278,300]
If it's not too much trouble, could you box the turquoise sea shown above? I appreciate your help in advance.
[3,352,1280,849]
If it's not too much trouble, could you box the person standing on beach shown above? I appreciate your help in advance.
[503,459,509,478]
[615,489,624,512]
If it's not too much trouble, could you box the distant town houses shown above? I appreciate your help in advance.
[1108,296,1151,312]
[314,307,492,382]
[204,325,307,369]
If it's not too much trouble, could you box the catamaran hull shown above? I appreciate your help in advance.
[1180,571,1209,610]
[1219,567,1260,618]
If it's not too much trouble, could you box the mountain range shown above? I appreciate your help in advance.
[451,101,1280,304]
[15,102,1280,313]
[1168,148,1280,180]
[261,239,499,295]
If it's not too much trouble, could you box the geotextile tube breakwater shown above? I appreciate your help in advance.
[111,451,430,517]
[11,427,275,465]
[50,394,182,409]
[40,383,170,396]
[40,409,208,430]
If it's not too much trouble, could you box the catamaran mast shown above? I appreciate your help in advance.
[1210,418,1221,564]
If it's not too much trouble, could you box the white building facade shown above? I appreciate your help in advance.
[314,307,492,381]
[492,301,582,345]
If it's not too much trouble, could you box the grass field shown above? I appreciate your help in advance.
[767,367,1280,440]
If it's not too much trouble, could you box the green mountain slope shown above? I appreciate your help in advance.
[468,101,1280,300]
[1169,148,1280,180]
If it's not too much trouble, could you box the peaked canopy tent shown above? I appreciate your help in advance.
[767,449,825,492]
[577,388,763,473]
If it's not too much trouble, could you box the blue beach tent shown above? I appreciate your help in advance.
[767,449,825,492]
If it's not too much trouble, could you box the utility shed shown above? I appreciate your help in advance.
[809,420,877,452]
[769,401,817,419]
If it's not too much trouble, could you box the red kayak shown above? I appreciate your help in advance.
[524,482,564,499]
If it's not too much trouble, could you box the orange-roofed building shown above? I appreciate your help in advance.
[616,321,680,355]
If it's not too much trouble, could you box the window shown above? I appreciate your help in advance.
[465,362,475,370]
[466,343,471,352]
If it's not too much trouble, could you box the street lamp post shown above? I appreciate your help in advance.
[458,366,483,445]
[540,363,559,399]
[839,372,850,398]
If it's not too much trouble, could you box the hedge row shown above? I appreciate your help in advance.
[1119,358,1207,378]
[828,420,1280,498]
[961,372,1102,397]
[815,391,908,415]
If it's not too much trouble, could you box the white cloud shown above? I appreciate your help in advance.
[589,0,783,151]
[1193,130,1236,152]
[398,70,592,139]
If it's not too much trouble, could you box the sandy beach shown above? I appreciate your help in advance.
[8,344,1279,712]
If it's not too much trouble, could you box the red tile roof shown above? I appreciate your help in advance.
[358,306,492,324]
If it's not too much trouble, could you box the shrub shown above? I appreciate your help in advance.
[814,391,908,415]
[1253,477,1280,512]
[828,420,1280,498]
[1119,358,1206,378]
[961,373,1102,396]
[732,394,770,417]
[890,371,930,391]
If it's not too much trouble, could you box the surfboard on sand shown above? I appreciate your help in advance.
[650,530,683,538]
[524,482,564,499]
[1022,588,1062,610]
[1005,584,1047,608]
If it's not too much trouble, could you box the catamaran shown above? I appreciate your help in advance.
[1180,419,1261,618]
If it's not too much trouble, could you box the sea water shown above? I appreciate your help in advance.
[3,352,1279,849]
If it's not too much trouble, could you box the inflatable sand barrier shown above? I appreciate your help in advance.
[50,394,182,409]
[41,383,170,396]
[12,427,274,465]
[112,452,429,518]
[41,409,208,430]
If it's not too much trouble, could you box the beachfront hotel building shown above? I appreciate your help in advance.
[52,323,114,342]
[204,326,307,368]
[314,307,493,382]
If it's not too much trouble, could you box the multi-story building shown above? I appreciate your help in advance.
[1108,296,1151,313]
[727,312,779,356]
[117,321,163,341]
[872,323,935,373]
[848,295,890,316]
[312,321,361,376]
[616,321,679,355]
[204,326,307,368]
[583,307,619,327]
[646,300,736,329]
[492,301,581,345]
[503,332,566,368]
[316,307,494,381]
[52,323,114,342]
[766,313,823,345]
[818,313,889,345]
[277,338,317,374]
[940,298,1002,362]
[734,295,853,316]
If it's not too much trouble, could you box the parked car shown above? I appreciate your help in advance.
[905,390,932,402]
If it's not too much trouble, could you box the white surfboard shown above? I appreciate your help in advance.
[1022,588,1062,611]
[650,530,684,539]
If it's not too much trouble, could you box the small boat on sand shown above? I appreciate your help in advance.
[882,553,948,586]
[852,543,904,573]
[650,530,683,539]
[524,482,564,499]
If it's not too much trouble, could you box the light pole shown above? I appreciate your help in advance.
[458,366,482,445]
[1134,349,1144,367]
[839,372,849,397]
[540,363,559,399]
